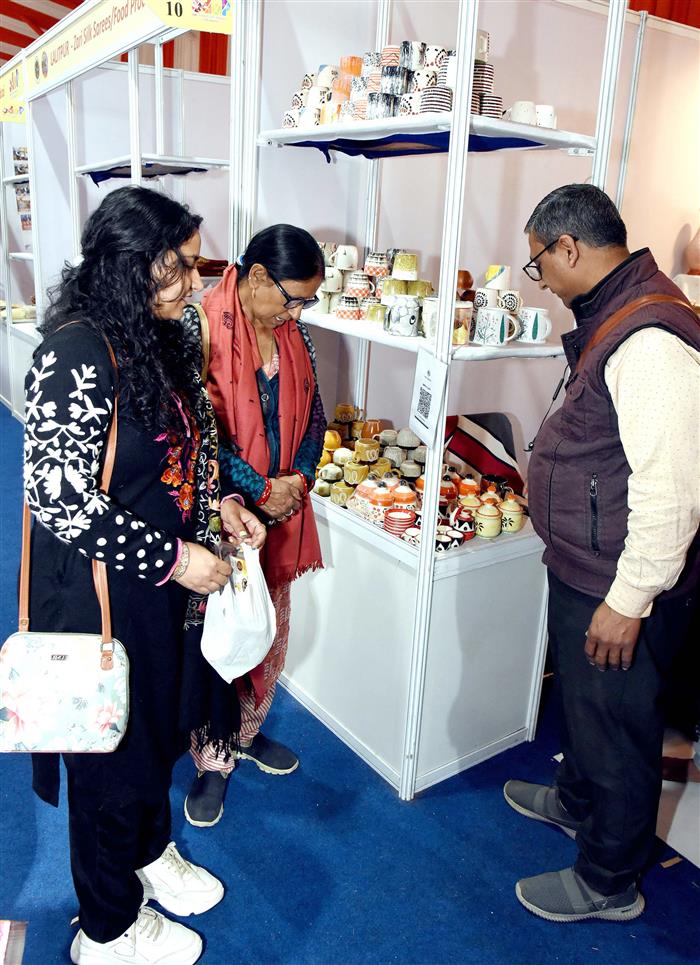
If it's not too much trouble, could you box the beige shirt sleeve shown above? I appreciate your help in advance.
[604,326,700,619]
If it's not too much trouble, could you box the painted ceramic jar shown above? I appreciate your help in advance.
[475,502,502,539]
[498,493,526,533]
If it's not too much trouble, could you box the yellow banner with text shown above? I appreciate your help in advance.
[0,62,27,123]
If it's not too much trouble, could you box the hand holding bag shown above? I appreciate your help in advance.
[0,340,129,753]
[200,543,276,684]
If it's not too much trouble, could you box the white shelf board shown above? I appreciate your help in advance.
[311,493,419,568]
[258,114,596,153]
[312,493,544,573]
[452,342,565,361]
[3,174,30,185]
[9,252,34,262]
[74,153,230,176]
[301,310,432,354]
[10,321,40,344]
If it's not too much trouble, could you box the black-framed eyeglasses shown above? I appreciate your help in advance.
[522,236,577,282]
[268,269,319,311]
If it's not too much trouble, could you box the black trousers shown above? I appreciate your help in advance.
[67,775,171,943]
[547,570,695,896]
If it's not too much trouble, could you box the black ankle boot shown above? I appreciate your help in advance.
[184,770,231,828]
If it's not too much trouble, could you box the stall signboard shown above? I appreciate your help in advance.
[25,0,163,98]
[24,0,232,100]
[146,0,233,34]
[0,62,26,124]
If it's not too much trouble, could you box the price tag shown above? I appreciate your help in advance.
[409,350,448,447]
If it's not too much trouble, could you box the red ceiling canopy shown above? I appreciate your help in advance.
[628,0,700,29]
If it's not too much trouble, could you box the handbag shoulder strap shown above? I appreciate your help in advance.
[576,293,696,373]
[192,302,210,380]
[19,327,119,651]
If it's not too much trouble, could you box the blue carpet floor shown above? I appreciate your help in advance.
[1,401,699,965]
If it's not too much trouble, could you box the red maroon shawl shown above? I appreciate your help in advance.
[201,265,322,590]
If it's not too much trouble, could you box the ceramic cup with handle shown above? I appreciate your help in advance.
[334,245,359,270]
[345,271,375,299]
[497,290,523,313]
[473,287,498,309]
[517,306,552,343]
[321,266,343,293]
[472,307,521,345]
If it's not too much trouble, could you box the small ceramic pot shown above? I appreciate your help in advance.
[475,502,502,539]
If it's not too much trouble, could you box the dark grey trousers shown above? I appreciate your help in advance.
[547,570,695,895]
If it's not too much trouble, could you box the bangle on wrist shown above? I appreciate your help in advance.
[292,470,309,495]
[170,542,190,581]
[255,477,273,507]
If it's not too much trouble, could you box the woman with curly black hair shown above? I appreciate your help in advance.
[24,185,265,965]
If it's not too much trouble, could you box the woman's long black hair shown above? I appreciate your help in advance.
[238,223,324,281]
[40,185,202,433]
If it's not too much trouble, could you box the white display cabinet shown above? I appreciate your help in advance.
[255,0,629,799]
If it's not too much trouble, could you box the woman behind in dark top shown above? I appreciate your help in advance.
[24,185,264,965]
[182,225,325,827]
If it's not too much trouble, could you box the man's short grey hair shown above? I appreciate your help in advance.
[525,184,627,248]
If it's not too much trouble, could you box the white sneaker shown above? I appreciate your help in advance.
[70,906,202,964]
[136,842,224,916]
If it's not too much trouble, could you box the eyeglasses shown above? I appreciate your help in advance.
[267,269,319,311]
[522,236,577,282]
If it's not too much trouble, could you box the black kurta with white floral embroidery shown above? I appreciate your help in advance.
[24,323,235,808]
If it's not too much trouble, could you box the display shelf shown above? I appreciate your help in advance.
[74,153,230,180]
[301,310,564,360]
[301,309,433,353]
[3,174,29,185]
[8,252,34,262]
[258,114,597,160]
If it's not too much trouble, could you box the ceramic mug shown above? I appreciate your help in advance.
[386,295,420,337]
[472,307,521,345]
[360,296,380,319]
[307,85,332,110]
[483,265,511,290]
[421,296,439,338]
[308,290,330,314]
[322,266,343,292]
[424,45,447,68]
[380,277,408,305]
[366,303,387,324]
[363,419,382,437]
[473,287,498,309]
[378,428,398,447]
[334,245,359,270]
[343,460,369,486]
[355,437,380,462]
[392,251,418,281]
[328,292,343,313]
[345,271,375,299]
[317,65,339,88]
[301,72,316,90]
[283,109,300,128]
[335,295,361,321]
[517,306,552,343]
[330,480,354,506]
[351,419,367,440]
[407,279,434,298]
[298,106,321,128]
[334,402,362,423]
[332,446,354,466]
[397,427,421,448]
[400,40,426,71]
[399,92,423,116]
[319,463,344,482]
[507,100,537,124]
[535,103,557,128]
[383,445,406,468]
[497,290,523,313]
[410,68,438,91]
[364,251,390,278]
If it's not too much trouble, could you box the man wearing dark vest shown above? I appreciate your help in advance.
[504,184,700,922]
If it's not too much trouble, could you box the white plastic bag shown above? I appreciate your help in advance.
[200,543,276,683]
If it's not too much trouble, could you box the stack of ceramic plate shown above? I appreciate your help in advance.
[420,85,453,113]
[480,94,503,118]
[383,508,417,536]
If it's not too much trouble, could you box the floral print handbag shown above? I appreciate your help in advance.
[0,338,129,753]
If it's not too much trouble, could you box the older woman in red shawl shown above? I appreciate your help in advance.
[182,224,326,826]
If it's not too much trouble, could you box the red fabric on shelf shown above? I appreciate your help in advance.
[629,0,700,29]
[163,40,175,69]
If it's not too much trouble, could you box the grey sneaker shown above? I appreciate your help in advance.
[236,733,299,775]
[504,780,580,839]
[184,771,230,828]
[516,866,645,922]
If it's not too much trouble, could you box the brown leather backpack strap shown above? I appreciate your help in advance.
[19,328,119,646]
[576,294,696,373]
